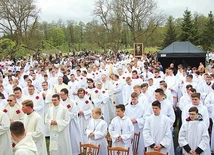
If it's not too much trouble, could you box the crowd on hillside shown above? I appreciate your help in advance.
[0,51,214,155]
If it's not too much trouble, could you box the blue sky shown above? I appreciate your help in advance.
[36,0,214,23]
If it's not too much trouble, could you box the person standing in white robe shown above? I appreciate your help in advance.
[3,94,24,123]
[22,100,47,155]
[95,81,111,124]
[125,92,145,155]
[109,104,134,155]
[67,74,80,100]
[13,87,27,106]
[182,93,209,128]
[179,107,210,155]
[45,94,72,155]
[86,108,108,155]
[76,88,93,143]
[143,100,172,154]
[0,110,13,155]
[40,81,53,137]
[60,88,81,155]
[26,85,44,117]
[10,121,38,155]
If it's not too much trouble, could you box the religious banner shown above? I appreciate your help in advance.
[134,43,144,57]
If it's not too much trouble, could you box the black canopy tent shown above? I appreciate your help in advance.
[157,41,206,70]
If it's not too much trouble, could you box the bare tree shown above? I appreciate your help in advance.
[0,0,39,53]
[93,0,165,46]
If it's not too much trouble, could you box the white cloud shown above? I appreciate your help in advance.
[36,0,214,23]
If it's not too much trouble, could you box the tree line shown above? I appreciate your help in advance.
[0,0,213,59]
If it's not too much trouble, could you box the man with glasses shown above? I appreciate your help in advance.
[45,94,72,155]
[182,93,209,128]
[3,94,24,123]
[179,107,210,155]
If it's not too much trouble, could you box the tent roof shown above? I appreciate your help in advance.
[158,41,206,58]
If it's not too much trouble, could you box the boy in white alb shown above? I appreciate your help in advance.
[109,104,134,155]
[86,108,108,155]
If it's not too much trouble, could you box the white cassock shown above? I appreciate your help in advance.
[26,93,44,117]
[45,104,72,155]
[68,80,80,100]
[143,113,172,154]
[0,111,13,155]
[131,78,144,87]
[24,111,47,155]
[112,80,124,105]
[3,103,24,122]
[86,118,108,155]
[182,103,209,128]
[76,97,93,143]
[40,89,54,136]
[16,95,28,106]
[125,103,145,155]
[0,99,7,110]
[62,98,81,155]
[145,99,175,155]
[204,91,214,150]
[85,88,103,108]
[98,88,111,124]
[109,116,134,155]
[178,94,191,111]
[123,84,134,105]
[178,119,210,155]
[13,135,38,155]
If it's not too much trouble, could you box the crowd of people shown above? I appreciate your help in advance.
[0,51,214,155]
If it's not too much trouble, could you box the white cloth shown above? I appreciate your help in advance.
[24,111,47,155]
[61,98,81,155]
[178,120,210,155]
[45,104,72,155]
[0,111,13,155]
[13,135,38,155]
[109,116,134,155]
[182,103,209,128]
[76,97,93,143]
[125,103,145,155]
[86,118,108,155]
[143,113,172,154]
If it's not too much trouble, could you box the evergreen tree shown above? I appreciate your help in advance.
[179,10,194,42]
[192,15,200,45]
[202,11,214,51]
[162,16,177,48]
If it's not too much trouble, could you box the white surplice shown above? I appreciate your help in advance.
[24,111,47,155]
[86,118,108,155]
[179,119,210,155]
[61,98,81,155]
[125,103,145,155]
[75,96,93,143]
[13,135,38,155]
[143,113,172,154]
[109,116,134,155]
[45,104,72,155]
[0,111,13,155]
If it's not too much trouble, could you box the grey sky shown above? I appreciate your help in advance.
[36,0,214,23]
